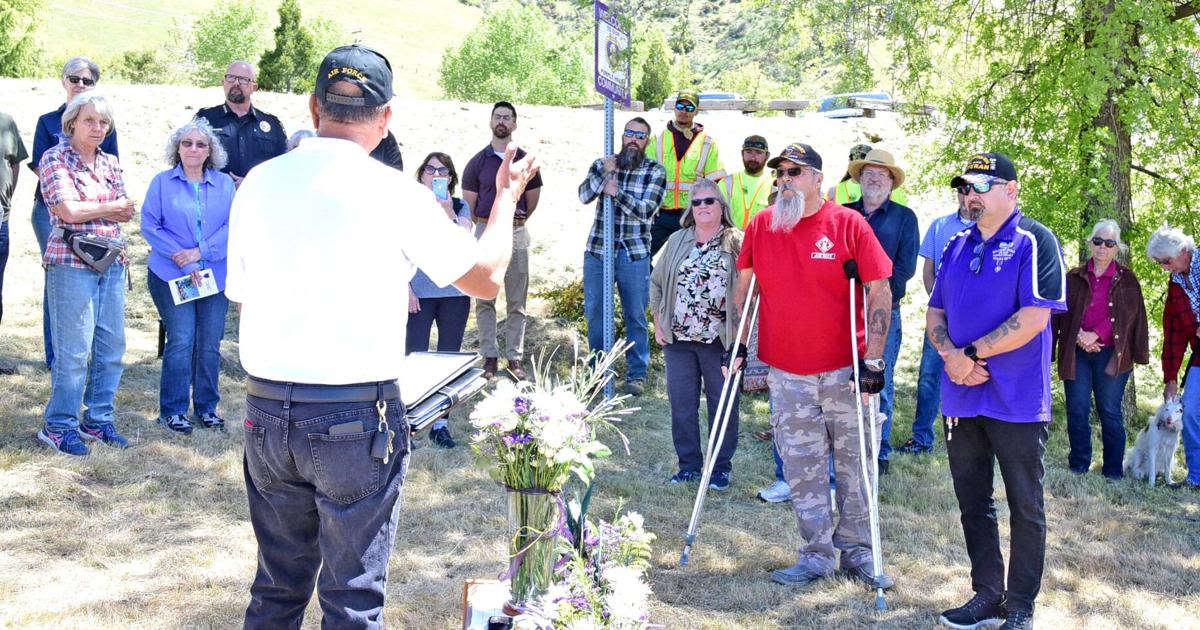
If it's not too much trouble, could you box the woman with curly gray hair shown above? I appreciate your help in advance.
[141,118,235,434]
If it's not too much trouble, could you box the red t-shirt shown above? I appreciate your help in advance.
[737,200,892,375]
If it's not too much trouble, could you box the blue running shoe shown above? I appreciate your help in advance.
[80,422,130,448]
[37,427,90,456]
[708,471,731,491]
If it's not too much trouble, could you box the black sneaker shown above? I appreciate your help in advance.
[430,426,456,449]
[878,458,890,475]
[708,471,731,491]
[896,438,932,454]
[999,609,1032,630]
[939,593,1006,629]
[159,414,194,435]
[669,470,701,484]
[196,412,225,430]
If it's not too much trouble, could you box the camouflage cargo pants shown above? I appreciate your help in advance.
[768,365,881,574]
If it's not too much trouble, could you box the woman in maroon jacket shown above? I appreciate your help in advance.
[1053,219,1149,479]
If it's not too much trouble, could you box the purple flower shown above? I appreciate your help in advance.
[502,433,533,447]
[514,397,530,414]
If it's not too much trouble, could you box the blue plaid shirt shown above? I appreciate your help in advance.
[578,157,666,260]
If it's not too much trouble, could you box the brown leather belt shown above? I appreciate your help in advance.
[246,376,400,403]
[473,216,527,226]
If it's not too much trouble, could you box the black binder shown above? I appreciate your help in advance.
[399,352,488,433]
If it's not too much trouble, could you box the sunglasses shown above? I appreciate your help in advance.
[180,140,209,149]
[1091,237,1117,248]
[691,197,719,207]
[224,74,254,85]
[955,179,1006,196]
[969,242,986,274]
[774,167,804,178]
[623,129,648,139]
[422,165,450,176]
[66,75,96,86]
[744,142,768,151]
[675,102,697,112]
[1155,256,1174,266]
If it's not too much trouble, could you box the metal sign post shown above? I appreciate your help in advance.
[594,0,630,398]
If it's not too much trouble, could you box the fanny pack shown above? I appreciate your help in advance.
[53,226,122,273]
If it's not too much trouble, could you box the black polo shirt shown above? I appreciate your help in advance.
[195,103,287,178]
[461,145,543,220]
[370,131,404,171]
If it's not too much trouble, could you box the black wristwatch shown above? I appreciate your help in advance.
[964,344,979,362]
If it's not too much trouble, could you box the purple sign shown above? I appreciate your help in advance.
[594,0,631,107]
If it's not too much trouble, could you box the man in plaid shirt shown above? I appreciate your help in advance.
[577,117,666,395]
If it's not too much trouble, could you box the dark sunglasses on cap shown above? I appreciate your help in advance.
[744,141,768,151]
[422,165,450,176]
[955,179,1007,196]
[622,129,648,139]
[67,75,96,86]
[691,197,719,207]
[675,102,697,113]
[774,166,804,178]
[1091,237,1117,248]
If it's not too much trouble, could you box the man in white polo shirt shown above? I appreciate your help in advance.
[226,45,539,628]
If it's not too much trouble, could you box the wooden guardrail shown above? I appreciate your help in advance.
[656,97,935,117]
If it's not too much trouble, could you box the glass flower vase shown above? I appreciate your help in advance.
[504,486,560,611]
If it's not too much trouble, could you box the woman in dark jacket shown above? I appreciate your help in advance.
[1053,219,1149,479]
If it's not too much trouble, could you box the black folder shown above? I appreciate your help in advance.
[399,352,488,433]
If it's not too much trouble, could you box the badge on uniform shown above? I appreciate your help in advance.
[260,120,272,133]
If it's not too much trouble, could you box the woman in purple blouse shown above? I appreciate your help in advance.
[141,119,235,434]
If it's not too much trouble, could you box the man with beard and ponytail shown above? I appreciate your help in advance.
[577,117,666,396]
[462,101,544,381]
[734,142,896,590]
[719,135,772,229]
[845,149,919,475]
[646,91,726,256]
[196,61,287,186]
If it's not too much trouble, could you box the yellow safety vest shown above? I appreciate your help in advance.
[719,171,772,228]
[647,128,726,210]
[830,179,909,206]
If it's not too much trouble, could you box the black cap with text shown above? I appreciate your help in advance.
[316,45,394,107]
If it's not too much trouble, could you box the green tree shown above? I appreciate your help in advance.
[110,49,171,84]
[0,0,42,78]
[635,27,672,108]
[439,3,589,106]
[190,0,266,85]
[258,0,314,93]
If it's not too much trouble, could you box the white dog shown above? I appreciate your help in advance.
[1123,398,1183,487]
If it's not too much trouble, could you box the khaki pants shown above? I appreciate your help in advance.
[769,365,881,574]
[474,224,529,361]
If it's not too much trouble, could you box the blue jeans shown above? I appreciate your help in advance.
[147,273,229,418]
[1063,347,1129,478]
[665,340,739,474]
[44,263,126,432]
[405,295,470,353]
[0,220,8,325]
[877,307,902,461]
[243,385,410,629]
[1181,366,1200,485]
[911,334,943,449]
[32,199,54,369]
[583,250,649,381]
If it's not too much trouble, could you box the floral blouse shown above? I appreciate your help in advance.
[671,233,729,343]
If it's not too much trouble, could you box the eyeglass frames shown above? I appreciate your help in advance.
[622,129,648,139]
[421,165,450,176]
[1091,237,1117,248]
[969,242,986,274]
[66,75,96,86]
[955,179,1006,196]
[224,74,254,85]
[690,197,719,207]
[180,140,209,149]
[774,167,804,178]
[675,102,696,113]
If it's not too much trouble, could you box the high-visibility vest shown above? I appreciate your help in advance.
[647,128,726,210]
[719,170,772,228]
[830,179,909,206]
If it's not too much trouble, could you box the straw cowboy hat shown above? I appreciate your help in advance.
[848,149,906,189]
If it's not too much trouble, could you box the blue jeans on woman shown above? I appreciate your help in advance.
[147,273,229,418]
[405,296,470,353]
[32,199,55,368]
[583,250,649,381]
[665,339,739,475]
[1181,366,1200,486]
[44,262,126,432]
[1063,346,1130,478]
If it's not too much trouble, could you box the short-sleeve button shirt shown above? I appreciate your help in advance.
[195,104,287,178]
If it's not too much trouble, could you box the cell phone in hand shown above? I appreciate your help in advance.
[432,177,450,201]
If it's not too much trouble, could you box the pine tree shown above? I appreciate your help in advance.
[258,0,314,94]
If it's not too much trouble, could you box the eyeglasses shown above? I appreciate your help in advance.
[691,197,719,207]
[774,167,804,178]
[224,74,254,85]
[180,140,209,149]
[956,179,1006,196]
[1155,256,1174,266]
[492,114,514,122]
[1091,237,1117,248]
[66,75,96,86]
[675,102,697,113]
[969,242,986,274]
[623,129,648,139]
[422,165,450,176]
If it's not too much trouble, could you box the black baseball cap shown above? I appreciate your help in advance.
[767,142,823,171]
[316,45,393,107]
[950,152,1018,188]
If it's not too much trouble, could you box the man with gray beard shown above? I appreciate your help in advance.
[735,142,896,589]
[578,117,666,395]
[196,61,287,186]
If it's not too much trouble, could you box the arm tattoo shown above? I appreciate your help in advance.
[983,314,1021,347]
[931,324,949,347]
[869,307,888,336]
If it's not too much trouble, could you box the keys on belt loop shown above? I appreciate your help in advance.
[370,388,396,464]
[947,417,959,441]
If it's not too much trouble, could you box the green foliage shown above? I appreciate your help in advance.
[110,49,173,85]
[720,61,789,101]
[190,0,266,85]
[0,0,42,77]
[258,0,315,94]
[634,27,672,108]
[439,3,589,105]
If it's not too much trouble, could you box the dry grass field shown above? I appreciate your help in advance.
[0,78,1198,628]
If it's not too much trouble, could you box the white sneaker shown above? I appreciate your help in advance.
[757,480,791,503]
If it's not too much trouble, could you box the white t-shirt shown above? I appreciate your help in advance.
[226,136,478,384]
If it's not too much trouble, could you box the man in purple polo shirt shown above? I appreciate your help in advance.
[461,101,544,381]
[926,152,1065,630]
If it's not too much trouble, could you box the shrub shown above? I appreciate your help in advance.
[0,0,42,77]
[190,0,266,85]
[110,49,172,85]
[258,0,314,94]
[634,27,671,108]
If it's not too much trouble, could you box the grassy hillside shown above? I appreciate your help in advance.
[39,0,482,98]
